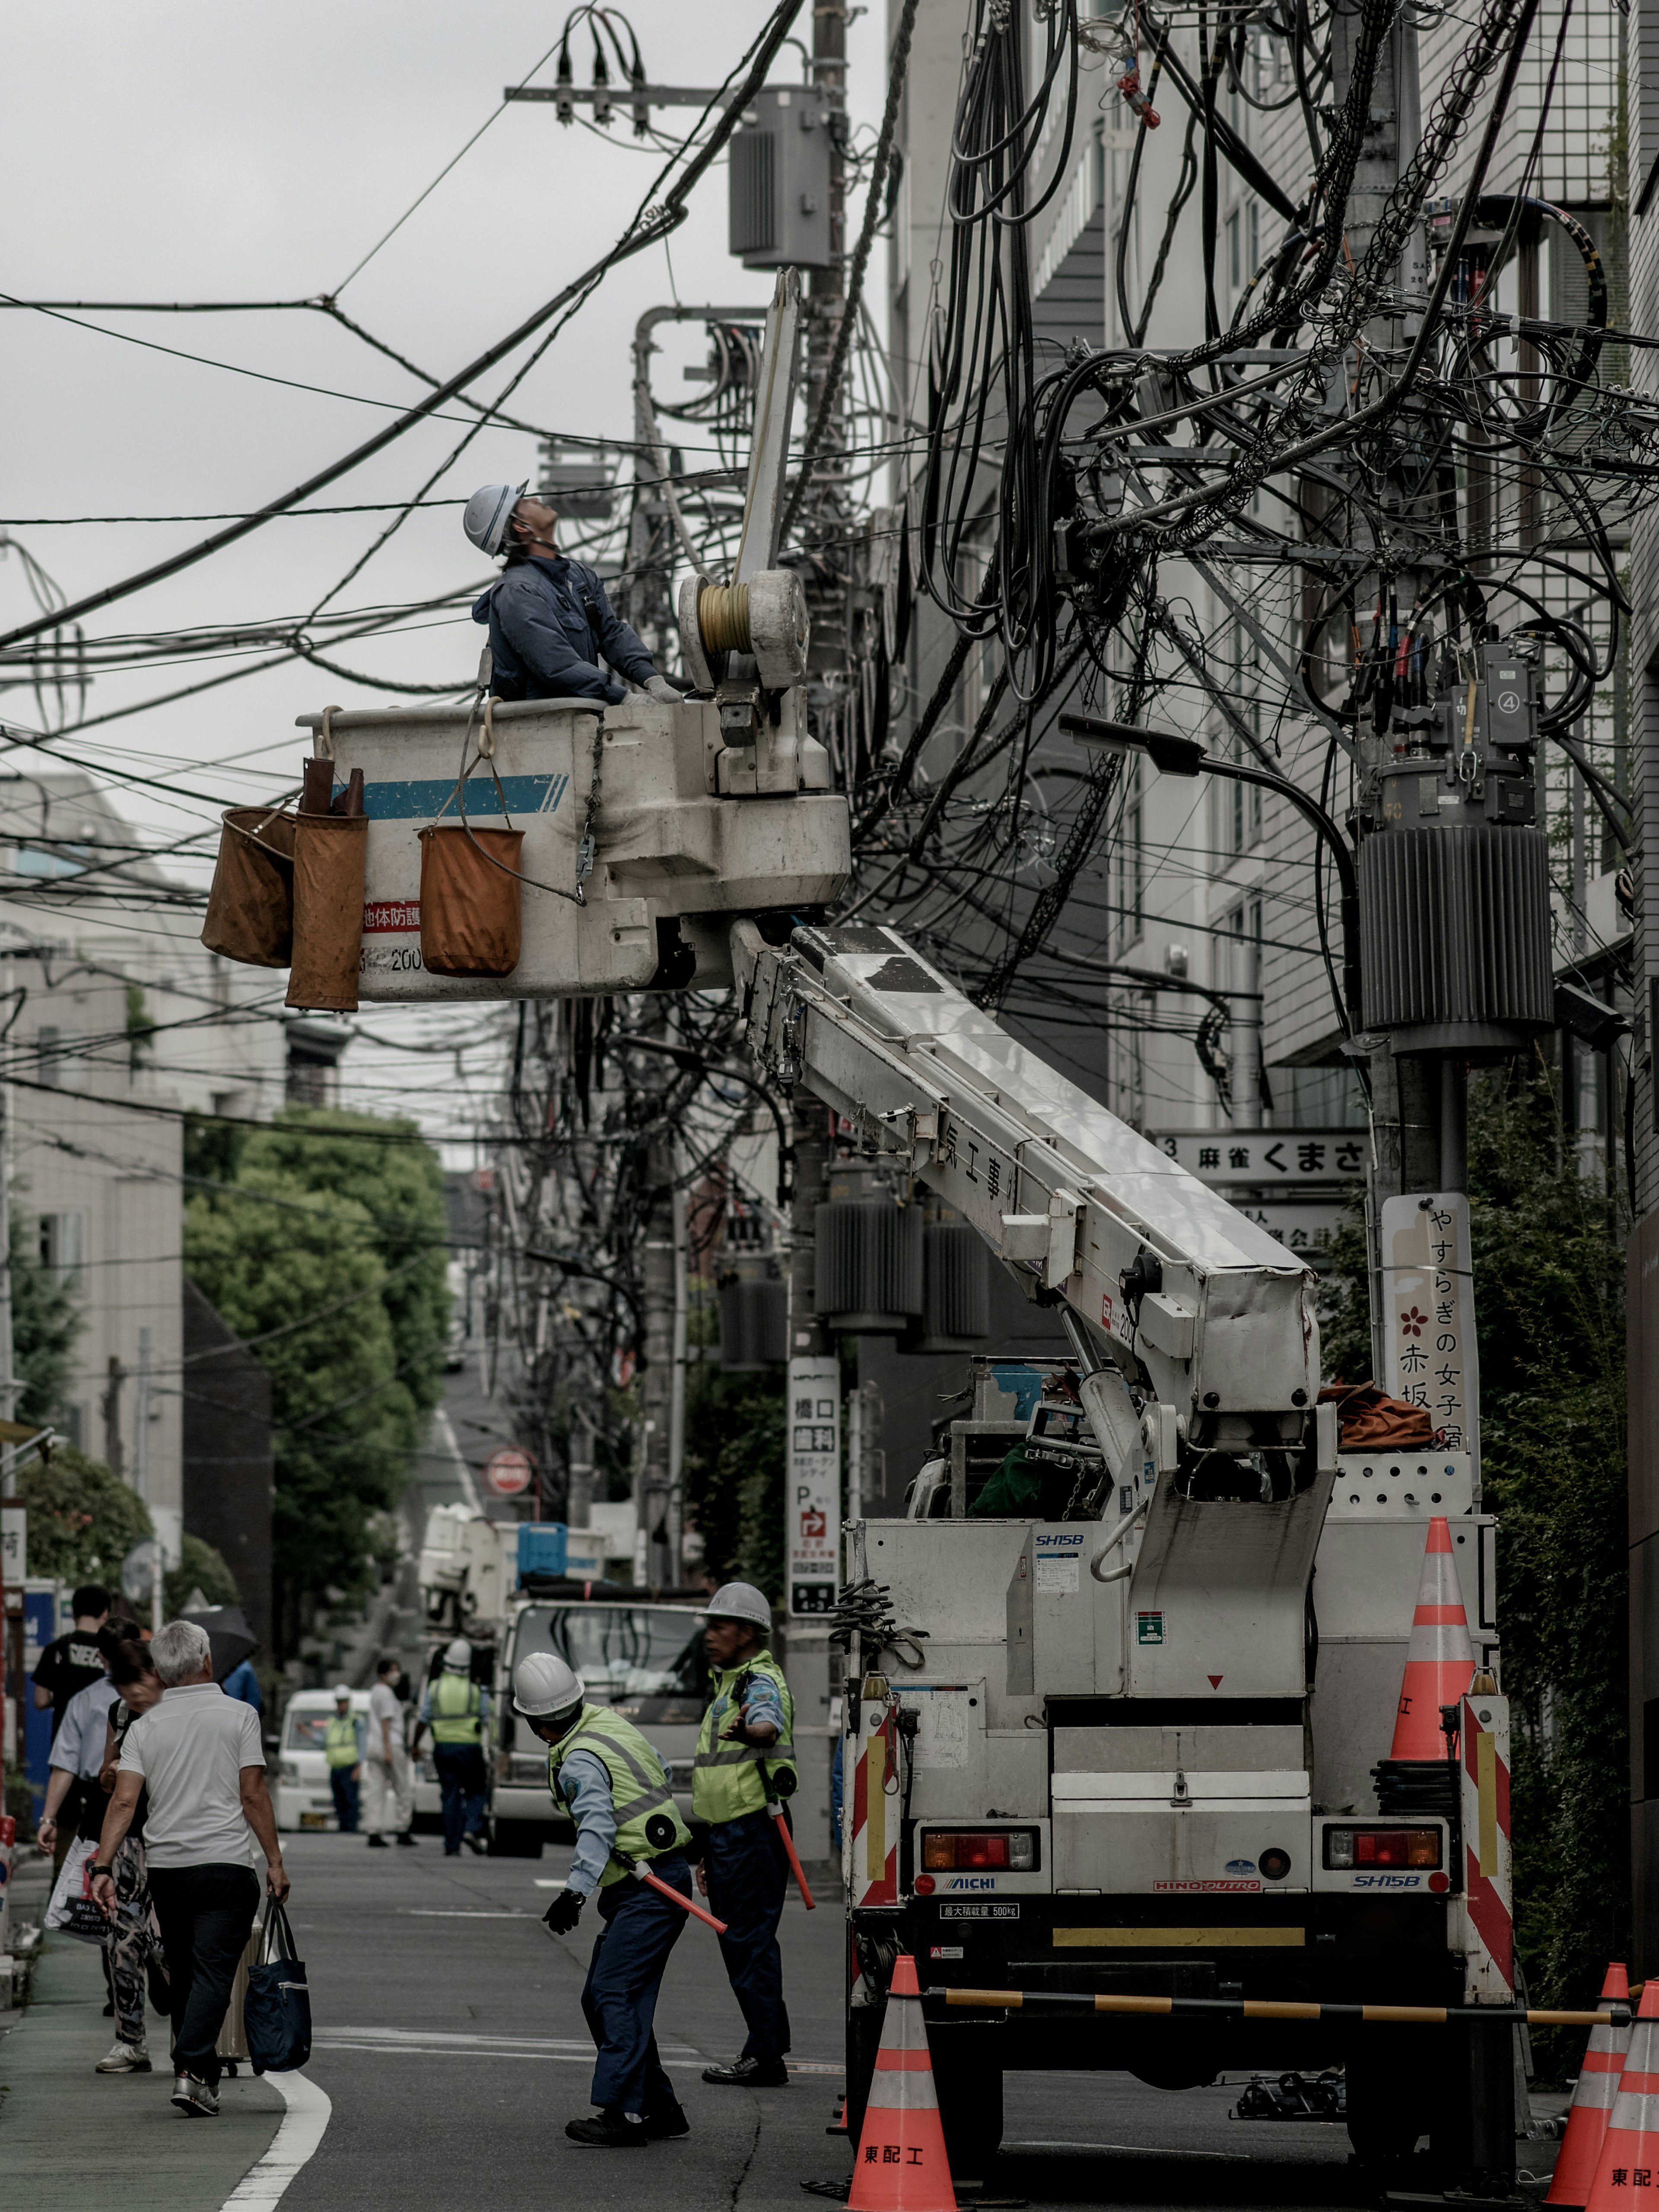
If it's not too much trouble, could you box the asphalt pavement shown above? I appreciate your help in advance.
[5,1833,1570,2209]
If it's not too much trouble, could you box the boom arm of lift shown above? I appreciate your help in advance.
[734,917,1339,1497]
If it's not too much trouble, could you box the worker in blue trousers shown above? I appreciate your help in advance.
[411,1639,489,1856]
[518,1651,696,2148]
[692,1581,797,2089]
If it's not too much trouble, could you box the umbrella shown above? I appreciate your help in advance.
[181,1604,257,1681]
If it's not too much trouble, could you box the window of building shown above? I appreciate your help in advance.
[38,1211,84,1279]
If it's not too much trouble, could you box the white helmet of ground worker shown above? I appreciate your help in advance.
[331,1682,351,1700]
[513,1651,585,1719]
[442,1638,472,1672]
[463,480,528,558]
[706,1581,772,1633]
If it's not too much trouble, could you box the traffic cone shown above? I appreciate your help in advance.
[1584,1976,1659,2209]
[847,1953,957,2212]
[1547,1963,1632,2206]
[1388,1515,1475,1759]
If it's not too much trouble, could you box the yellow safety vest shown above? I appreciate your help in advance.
[430,1673,483,1745]
[324,1715,359,1768]
[548,1706,692,1888]
[692,1651,796,1825]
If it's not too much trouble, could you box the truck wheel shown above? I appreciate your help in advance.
[1346,2059,1430,2169]
[933,2036,1004,2180]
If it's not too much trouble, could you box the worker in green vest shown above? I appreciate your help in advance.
[411,1639,490,1856]
[692,1581,797,2089]
[324,1684,364,1834]
[517,1651,696,2148]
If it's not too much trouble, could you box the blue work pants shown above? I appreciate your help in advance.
[433,1745,487,1853]
[330,1767,360,1833]
[580,1852,691,2116]
[705,1807,791,2064]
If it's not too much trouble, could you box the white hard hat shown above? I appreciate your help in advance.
[513,1651,585,1718]
[442,1638,472,1671]
[332,1682,351,1700]
[463,480,528,558]
[706,1581,772,1633]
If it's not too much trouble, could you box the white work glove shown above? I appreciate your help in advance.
[644,674,681,705]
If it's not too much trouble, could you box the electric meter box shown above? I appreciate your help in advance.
[729,85,834,270]
[293,693,850,1004]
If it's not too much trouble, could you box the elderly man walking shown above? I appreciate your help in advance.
[92,1619,289,2118]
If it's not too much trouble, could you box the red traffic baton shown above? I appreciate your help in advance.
[613,1850,728,1935]
[768,1802,816,1910]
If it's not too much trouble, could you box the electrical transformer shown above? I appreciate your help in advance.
[728,85,834,270]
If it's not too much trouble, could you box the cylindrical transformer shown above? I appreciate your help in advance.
[815,1185,924,1333]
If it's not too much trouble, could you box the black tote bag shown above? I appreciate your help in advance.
[245,1897,312,2074]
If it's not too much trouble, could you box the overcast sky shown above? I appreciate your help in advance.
[1,2,885,1138]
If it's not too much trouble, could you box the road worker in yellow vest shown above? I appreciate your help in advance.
[411,1639,490,1856]
[324,1684,364,1834]
[516,1651,696,2148]
[692,1581,797,2089]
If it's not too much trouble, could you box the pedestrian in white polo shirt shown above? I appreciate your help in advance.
[92,1618,289,2119]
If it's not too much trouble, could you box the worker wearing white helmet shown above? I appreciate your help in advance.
[323,1683,364,1835]
[411,1639,490,1857]
[691,1581,797,2089]
[465,481,681,709]
[515,1651,696,2148]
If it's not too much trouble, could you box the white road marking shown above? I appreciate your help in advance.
[218,2071,332,2211]
[404,1909,533,1918]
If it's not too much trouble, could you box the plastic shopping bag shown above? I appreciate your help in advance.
[44,1836,108,1945]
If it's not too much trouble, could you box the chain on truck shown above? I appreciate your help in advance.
[213,267,1559,2199]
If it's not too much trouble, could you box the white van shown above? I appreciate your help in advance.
[274,1688,376,1832]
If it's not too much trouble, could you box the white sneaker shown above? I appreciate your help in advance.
[170,2072,220,2117]
[95,2039,151,2073]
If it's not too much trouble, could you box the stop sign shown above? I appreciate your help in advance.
[483,1447,534,1498]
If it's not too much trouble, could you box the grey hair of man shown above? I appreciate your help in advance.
[150,1618,213,1686]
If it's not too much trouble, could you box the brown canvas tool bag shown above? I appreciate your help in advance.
[418,699,524,979]
[201,805,297,967]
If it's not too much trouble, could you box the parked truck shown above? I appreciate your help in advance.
[415,1504,710,1852]
[736,917,1513,2195]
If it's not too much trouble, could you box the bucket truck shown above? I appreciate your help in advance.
[287,266,1515,2193]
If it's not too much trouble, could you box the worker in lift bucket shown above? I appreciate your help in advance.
[464,482,682,708]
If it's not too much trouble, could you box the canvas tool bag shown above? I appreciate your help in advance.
[418,699,524,979]
[202,805,297,967]
[287,707,367,1011]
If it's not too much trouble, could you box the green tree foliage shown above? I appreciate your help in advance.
[11,1212,81,1428]
[165,1533,243,1616]
[1322,1067,1627,2037]
[184,1107,449,1637]
[683,1371,786,1598]
[16,1445,152,1586]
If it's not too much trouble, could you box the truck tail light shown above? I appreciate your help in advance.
[921,1829,1038,1872]
[1323,1826,1441,1870]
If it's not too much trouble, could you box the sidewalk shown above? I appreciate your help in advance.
[0,1854,286,2212]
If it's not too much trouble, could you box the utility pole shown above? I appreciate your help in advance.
[636,1014,678,1590]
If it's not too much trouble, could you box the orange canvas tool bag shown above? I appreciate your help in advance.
[202,805,297,967]
[287,812,368,1012]
[417,705,524,979]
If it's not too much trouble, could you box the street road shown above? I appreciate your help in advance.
[270,1833,1533,2211]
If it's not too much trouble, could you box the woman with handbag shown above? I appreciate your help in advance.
[91,1633,170,2074]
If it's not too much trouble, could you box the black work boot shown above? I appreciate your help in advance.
[642,2099,690,2139]
[566,2108,650,2148]
[702,2055,790,2087]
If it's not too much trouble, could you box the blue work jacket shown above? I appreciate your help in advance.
[471,554,655,705]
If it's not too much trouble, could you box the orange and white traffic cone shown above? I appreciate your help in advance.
[1585,1976,1659,2209]
[1548,1963,1632,2206]
[847,1953,957,2212]
[1389,1515,1475,1759]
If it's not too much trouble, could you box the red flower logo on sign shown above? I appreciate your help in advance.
[1399,1306,1427,1338]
